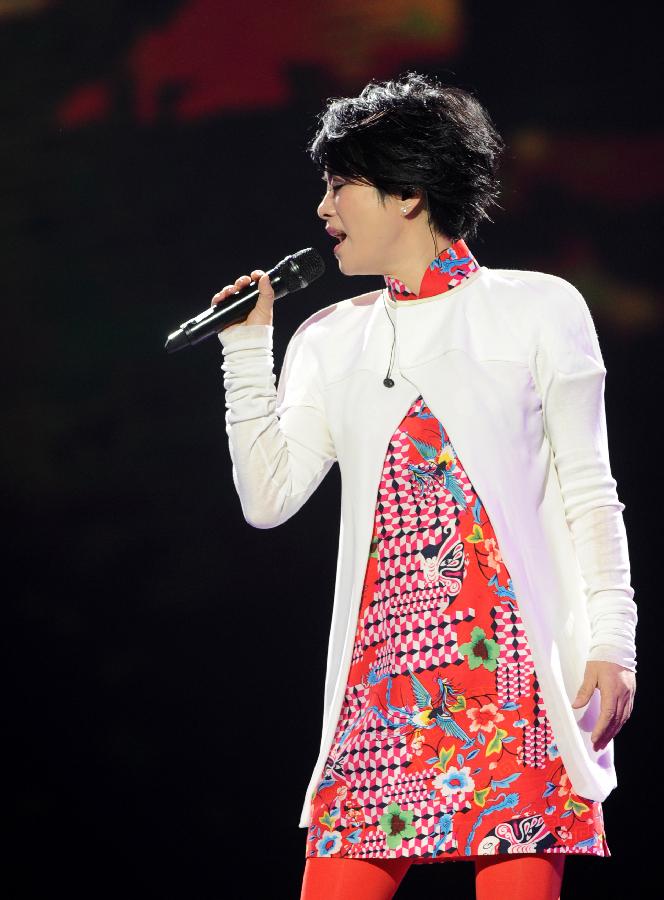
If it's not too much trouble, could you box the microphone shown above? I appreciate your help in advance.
[164,247,325,353]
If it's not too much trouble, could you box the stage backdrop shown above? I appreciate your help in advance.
[4,1,660,896]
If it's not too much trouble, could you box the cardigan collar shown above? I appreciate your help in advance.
[383,236,480,304]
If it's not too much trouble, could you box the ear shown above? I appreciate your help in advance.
[400,187,428,215]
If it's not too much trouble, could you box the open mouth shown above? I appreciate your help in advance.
[334,232,347,245]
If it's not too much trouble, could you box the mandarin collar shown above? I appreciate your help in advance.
[383,237,480,303]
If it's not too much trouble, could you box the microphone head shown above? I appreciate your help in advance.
[275,247,325,293]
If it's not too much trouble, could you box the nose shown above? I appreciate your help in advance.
[317,186,334,221]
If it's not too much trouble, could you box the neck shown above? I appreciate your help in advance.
[386,231,452,295]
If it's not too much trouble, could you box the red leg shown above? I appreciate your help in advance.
[474,853,566,900]
[300,856,412,900]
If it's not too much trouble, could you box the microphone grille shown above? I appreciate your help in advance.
[279,247,325,292]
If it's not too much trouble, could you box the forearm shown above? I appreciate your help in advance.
[528,271,639,673]
[540,352,637,672]
[219,323,336,528]
[568,503,637,671]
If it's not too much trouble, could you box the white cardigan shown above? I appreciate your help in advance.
[217,264,637,829]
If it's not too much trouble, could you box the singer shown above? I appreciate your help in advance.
[213,71,636,900]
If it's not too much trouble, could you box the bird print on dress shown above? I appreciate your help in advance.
[407,423,467,509]
[363,665,473,746]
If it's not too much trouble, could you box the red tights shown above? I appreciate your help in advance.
[300,853,566,900]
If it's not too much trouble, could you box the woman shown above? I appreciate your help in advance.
[213,72,637,899]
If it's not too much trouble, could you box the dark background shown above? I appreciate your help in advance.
[4,1,660,896]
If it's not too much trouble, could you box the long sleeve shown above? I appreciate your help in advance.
[534,279,637,672]
[218,322,337,529]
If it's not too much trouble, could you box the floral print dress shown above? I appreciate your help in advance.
[306,239,609,862]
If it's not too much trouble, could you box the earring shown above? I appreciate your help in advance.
[401,206,408,214]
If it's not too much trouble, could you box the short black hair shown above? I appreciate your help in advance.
[307,71,506,241]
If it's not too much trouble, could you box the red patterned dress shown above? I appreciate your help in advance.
[306,239,609,862]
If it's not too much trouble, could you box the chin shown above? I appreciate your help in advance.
[335,245,381,278]
[335,255,368,277]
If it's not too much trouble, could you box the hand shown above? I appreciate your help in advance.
[211,268,275,333]
[571,660,636,751]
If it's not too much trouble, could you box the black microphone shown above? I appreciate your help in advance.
[164,247,325,353]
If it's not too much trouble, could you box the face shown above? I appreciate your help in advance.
[316,172,407,276]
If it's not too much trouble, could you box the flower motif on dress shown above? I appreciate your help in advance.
[344,797,366,829]
[410,730,425,756]
[557,772,573,799]
[483,537,503,573]
[467,702,505,734]
[459,626,501,672]
[433,765,476,799]
[316,830,342,856]
[378,802,418,850]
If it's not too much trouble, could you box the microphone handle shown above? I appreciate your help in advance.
[165,269,287,352]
